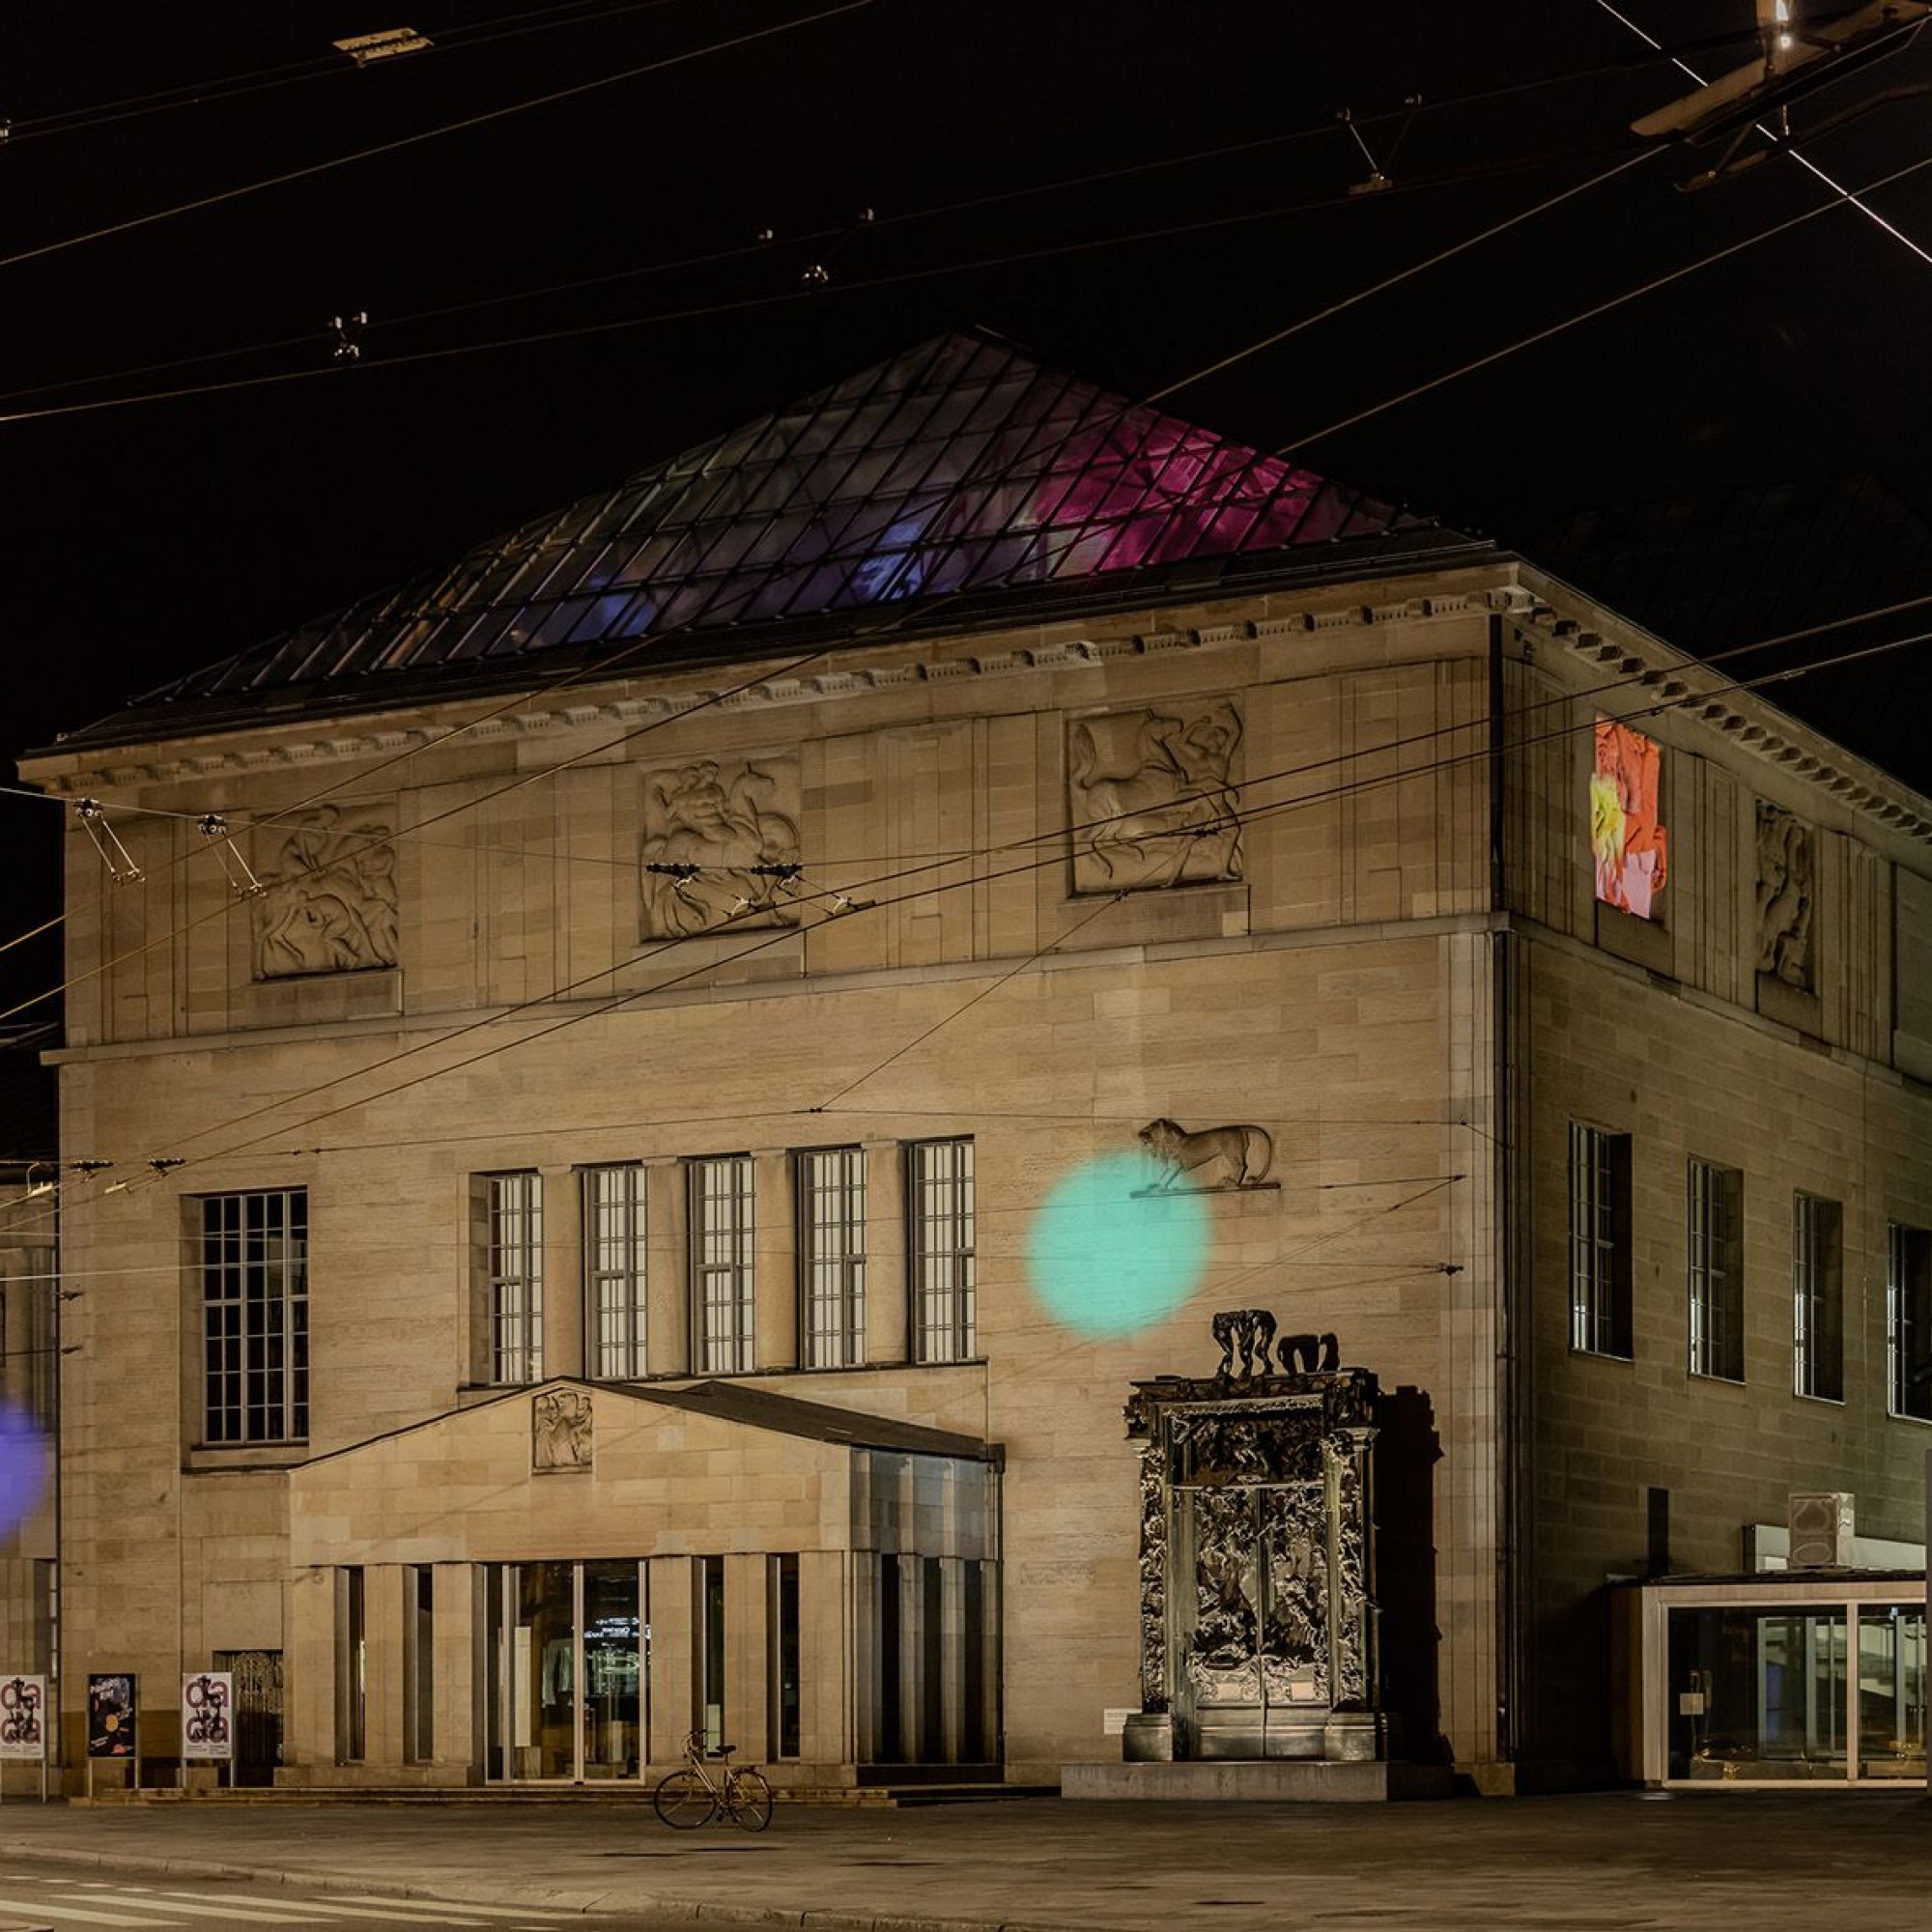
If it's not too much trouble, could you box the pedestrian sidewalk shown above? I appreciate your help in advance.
[0,1789,1928,1931]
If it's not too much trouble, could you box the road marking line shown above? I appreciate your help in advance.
[336,1904,563,1922]
[42,1894,318,1924]
[0,1894,190,1927]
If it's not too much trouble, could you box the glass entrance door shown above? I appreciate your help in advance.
[486,1561,643,1781]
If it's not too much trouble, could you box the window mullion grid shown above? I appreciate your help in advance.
[490,1175,543,1386]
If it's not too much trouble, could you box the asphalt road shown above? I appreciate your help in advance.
[4,1790,1932,1932]
[0,1861,593,1932]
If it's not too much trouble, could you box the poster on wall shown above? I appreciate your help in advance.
[0,1675,45,1760]
[87,1674,136,1758]
[1590,718,1669,919]
[181,1671,233,1761]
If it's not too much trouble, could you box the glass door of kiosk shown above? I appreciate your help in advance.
[485,1562,644,1781]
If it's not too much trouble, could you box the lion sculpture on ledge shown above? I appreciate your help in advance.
[1138,1118,1274,1191]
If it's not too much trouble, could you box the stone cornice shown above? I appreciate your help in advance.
[1509,585,1932,848]
[28,583,1504,797]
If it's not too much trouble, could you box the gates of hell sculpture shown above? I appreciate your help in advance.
[1122,1308,1381,1763]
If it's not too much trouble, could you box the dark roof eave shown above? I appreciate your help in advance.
[33,528,1500,764]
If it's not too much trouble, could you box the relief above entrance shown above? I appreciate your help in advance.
[639,757,801,938]
[1068,701,1242,894]
[532,1389,593,1472]
[253,807,399,979]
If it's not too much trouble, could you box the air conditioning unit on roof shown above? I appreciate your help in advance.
[1787,1491,1856,1569]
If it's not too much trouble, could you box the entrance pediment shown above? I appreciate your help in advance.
[288,1378,991,1569]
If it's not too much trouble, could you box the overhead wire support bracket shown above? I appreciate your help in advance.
[1337,98,1420,196]
[198,814,266,897]
[74,798,143,884]
[329,310,369,363]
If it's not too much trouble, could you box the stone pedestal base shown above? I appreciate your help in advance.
[1063,1759,1454,1802]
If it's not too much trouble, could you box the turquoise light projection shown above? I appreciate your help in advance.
[0,1404,49,1540]
[1027,1152,1210,1337]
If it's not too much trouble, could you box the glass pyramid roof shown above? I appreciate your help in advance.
[131,329,1471,716]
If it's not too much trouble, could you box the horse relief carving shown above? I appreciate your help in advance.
[1140,1119,1273,1191]
[639,758,801,938]
[532,1389,593,1471]
[1068,701,1242,893]
[1755,802,1814,991]
[254,808,399,979]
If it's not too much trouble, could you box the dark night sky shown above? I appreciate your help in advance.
[6,0,1932,1056]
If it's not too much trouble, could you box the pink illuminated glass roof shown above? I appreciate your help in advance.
[129,330,1465,713]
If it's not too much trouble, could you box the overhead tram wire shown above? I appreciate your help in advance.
[0,20,1770,419]
[0,119,1673,993]
[0,135,1663,428]
[1266,140,1932,460]
[12,363,1932,1139]
[7,0,711,143]
[0,0,887,276]
[14,98,1932,1209]
[50,606,1932,1228]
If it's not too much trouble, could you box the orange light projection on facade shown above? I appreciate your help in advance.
[1591,719,1668,919]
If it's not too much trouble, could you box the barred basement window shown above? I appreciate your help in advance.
[908,1138,976,1364]
[201,1188,308,1444]
[1568,1124,1632,1358]
[1793,1192,1844,1403]
[582,1164,647,1378]
[1888,1222,1932,1422]
[1688,1159,1745,1382]
[690,1155,754,1374]
[487,1172,543,1386]
[798,1147,866,1369]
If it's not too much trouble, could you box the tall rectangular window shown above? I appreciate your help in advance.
[1688,1158,1745,1381]
[334,1566,365,1763]
[698,1554,725,1751]
[403,1565,435,1763]
[770,1552,801,1760]
[583,1165,647,1378]
[690,1156,754,1374]
[798,1147,866,1369]
[201,1188,309,1444]
[908,1138,976,1364]
[1568,1124,1632,1358]
[487,1173,543,1385]
[1889,1222,1932,1422]
[1793,1192,1844,1402]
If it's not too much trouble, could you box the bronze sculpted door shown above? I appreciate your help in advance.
[1124,1323,1378,1764]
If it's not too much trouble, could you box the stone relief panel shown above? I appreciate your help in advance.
[639,757,801,938]
[1755,801,1815,990]
[532,1389,593,1472]
[1068,700,1242,893]
[253,807,399,979]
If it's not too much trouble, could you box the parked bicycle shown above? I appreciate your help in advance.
[651,1729,774,1831]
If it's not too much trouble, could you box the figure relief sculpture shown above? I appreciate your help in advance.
[532,1389,593,1471]
[253,807,399,979]
[1068,700,1242,893]
[639,758,801,938]
[1755,802,1815,991]
[1140,1119,1273,1192]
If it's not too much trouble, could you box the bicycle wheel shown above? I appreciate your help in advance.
[652,1767,716,1828]
[726,1768,773,1831]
